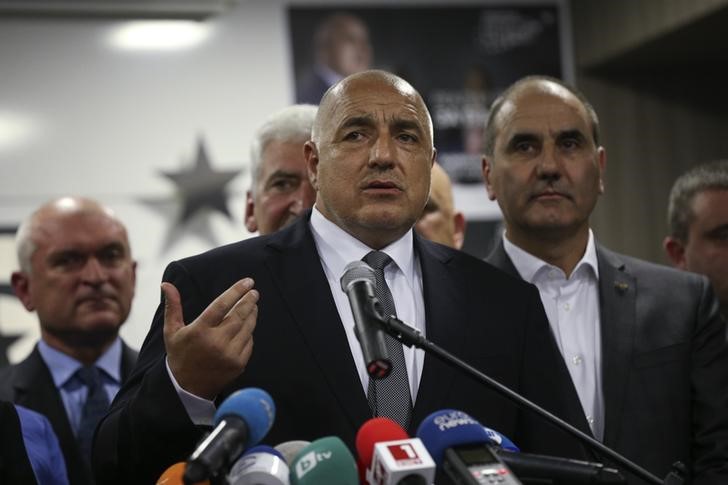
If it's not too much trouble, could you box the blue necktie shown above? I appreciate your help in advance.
[75,365,110,461]
[363,250,413,430]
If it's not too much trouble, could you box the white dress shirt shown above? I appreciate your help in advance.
[503,231,604,440]
[171,207,427,424]
[309,206,426,402]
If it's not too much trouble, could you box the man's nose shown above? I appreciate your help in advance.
[369,135,396,168]
[80,258,108,285]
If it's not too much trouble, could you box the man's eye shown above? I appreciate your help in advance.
[99,248,124,265]
[270,179,298,192]
[515,142,534,152]
[343,131,364,141]
[397,133,418,143]
[53,253,84,270]
[561,139,581,150]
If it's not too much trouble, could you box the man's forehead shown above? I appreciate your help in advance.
[34,213,127,248]
[497,90,589,137]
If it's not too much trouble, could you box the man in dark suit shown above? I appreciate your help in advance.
[0,196,138,485]
[295,12,373,105]
[94,70,591,484]
[664,159,728,317]
[482,75,728,483]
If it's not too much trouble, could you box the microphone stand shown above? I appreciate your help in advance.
[377,314,676,485]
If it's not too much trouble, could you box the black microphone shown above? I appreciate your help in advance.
[340,260,392,379]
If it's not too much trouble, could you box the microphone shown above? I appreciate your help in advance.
[340,260,392,378]
[495,450,626,484]
[417,409,522,485]
[356,417,436,485]
[273,441,310,466]
[155,462,210,485]
[482,426,519,453]
[184,388,276,484]
[289,436,359,485]
[227,445,290,485]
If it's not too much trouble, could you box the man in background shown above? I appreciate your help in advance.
[664,160,728,317]
[415,162,466,249]
[482,75,728,483]
[296,12,373,104]
[0,197,138,485]
[244,104,317,235]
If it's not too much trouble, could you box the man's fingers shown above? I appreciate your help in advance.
[162,282,184,339]
[198,278,255,327]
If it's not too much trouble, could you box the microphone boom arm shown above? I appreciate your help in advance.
[378,314,664,485]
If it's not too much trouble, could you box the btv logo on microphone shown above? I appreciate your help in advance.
[294,450,332,478]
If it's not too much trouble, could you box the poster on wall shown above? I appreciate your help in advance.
[288,3,569,256]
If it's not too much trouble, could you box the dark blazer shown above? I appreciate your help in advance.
[0,342,138,485]
[94,213,592,484]
[0,401,38,485]
[487,240,728,484]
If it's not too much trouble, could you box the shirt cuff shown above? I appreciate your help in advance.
[165,357,216,426]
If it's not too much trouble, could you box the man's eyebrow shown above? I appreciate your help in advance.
[391,118,424,136]
[556,129,588,142]
[339,115,376,131]
[505,132,539,148]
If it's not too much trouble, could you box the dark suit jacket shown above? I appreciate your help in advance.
[0,401,38,485]
[94,213,592,484]
[487,240,728,484]
[0,342,138,485]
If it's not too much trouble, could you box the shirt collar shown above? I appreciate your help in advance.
[503,229,600,283]
[309,205,416,282]
[38,337,123,388]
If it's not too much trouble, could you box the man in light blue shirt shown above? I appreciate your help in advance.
[0,196,138,485]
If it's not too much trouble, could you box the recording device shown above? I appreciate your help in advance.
[496,450,625,484]
[288,436,359,485]
[417,409,522,485]
[340,260,391,378]
[356,417,436,485]
[184,388,276,484]
[227,445,289,485]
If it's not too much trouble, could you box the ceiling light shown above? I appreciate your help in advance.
[108,20,211,51]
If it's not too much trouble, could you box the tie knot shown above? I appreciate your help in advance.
[363,251,392,271]
[75,365,104,389]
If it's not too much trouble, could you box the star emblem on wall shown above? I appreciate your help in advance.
[161,137,241,224]
[140,136,243,252]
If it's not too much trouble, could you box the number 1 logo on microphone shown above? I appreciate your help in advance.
[386,443,422,465]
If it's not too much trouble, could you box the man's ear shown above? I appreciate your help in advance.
[482,156,497,201]
[597,146,607,194]
[11,271,35,311]
[453,211,466,250]
[663,236,687,269]
[304,141,320,190]
[244,190,258,233]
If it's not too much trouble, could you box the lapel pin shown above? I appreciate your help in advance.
[614,281,629,293]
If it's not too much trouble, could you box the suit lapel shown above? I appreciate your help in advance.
[596,246,636,448]
[411,238,467,429]
[485,239,520,278]
[263,217,372,429]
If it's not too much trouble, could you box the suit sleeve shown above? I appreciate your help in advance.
[93,261,213,485]
[689,279,728,484]
[515,283,593,460]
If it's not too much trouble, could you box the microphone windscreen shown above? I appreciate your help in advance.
[356,417,409,469]
[156,462,210,485]
[289,436,358,485]
[483,426,520,452]
[416,409,493,464]
[228,449,290,485]
[214,388,276,449]
[274,441,311,465]
[244,445,286,461]
[340,260,376,292]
